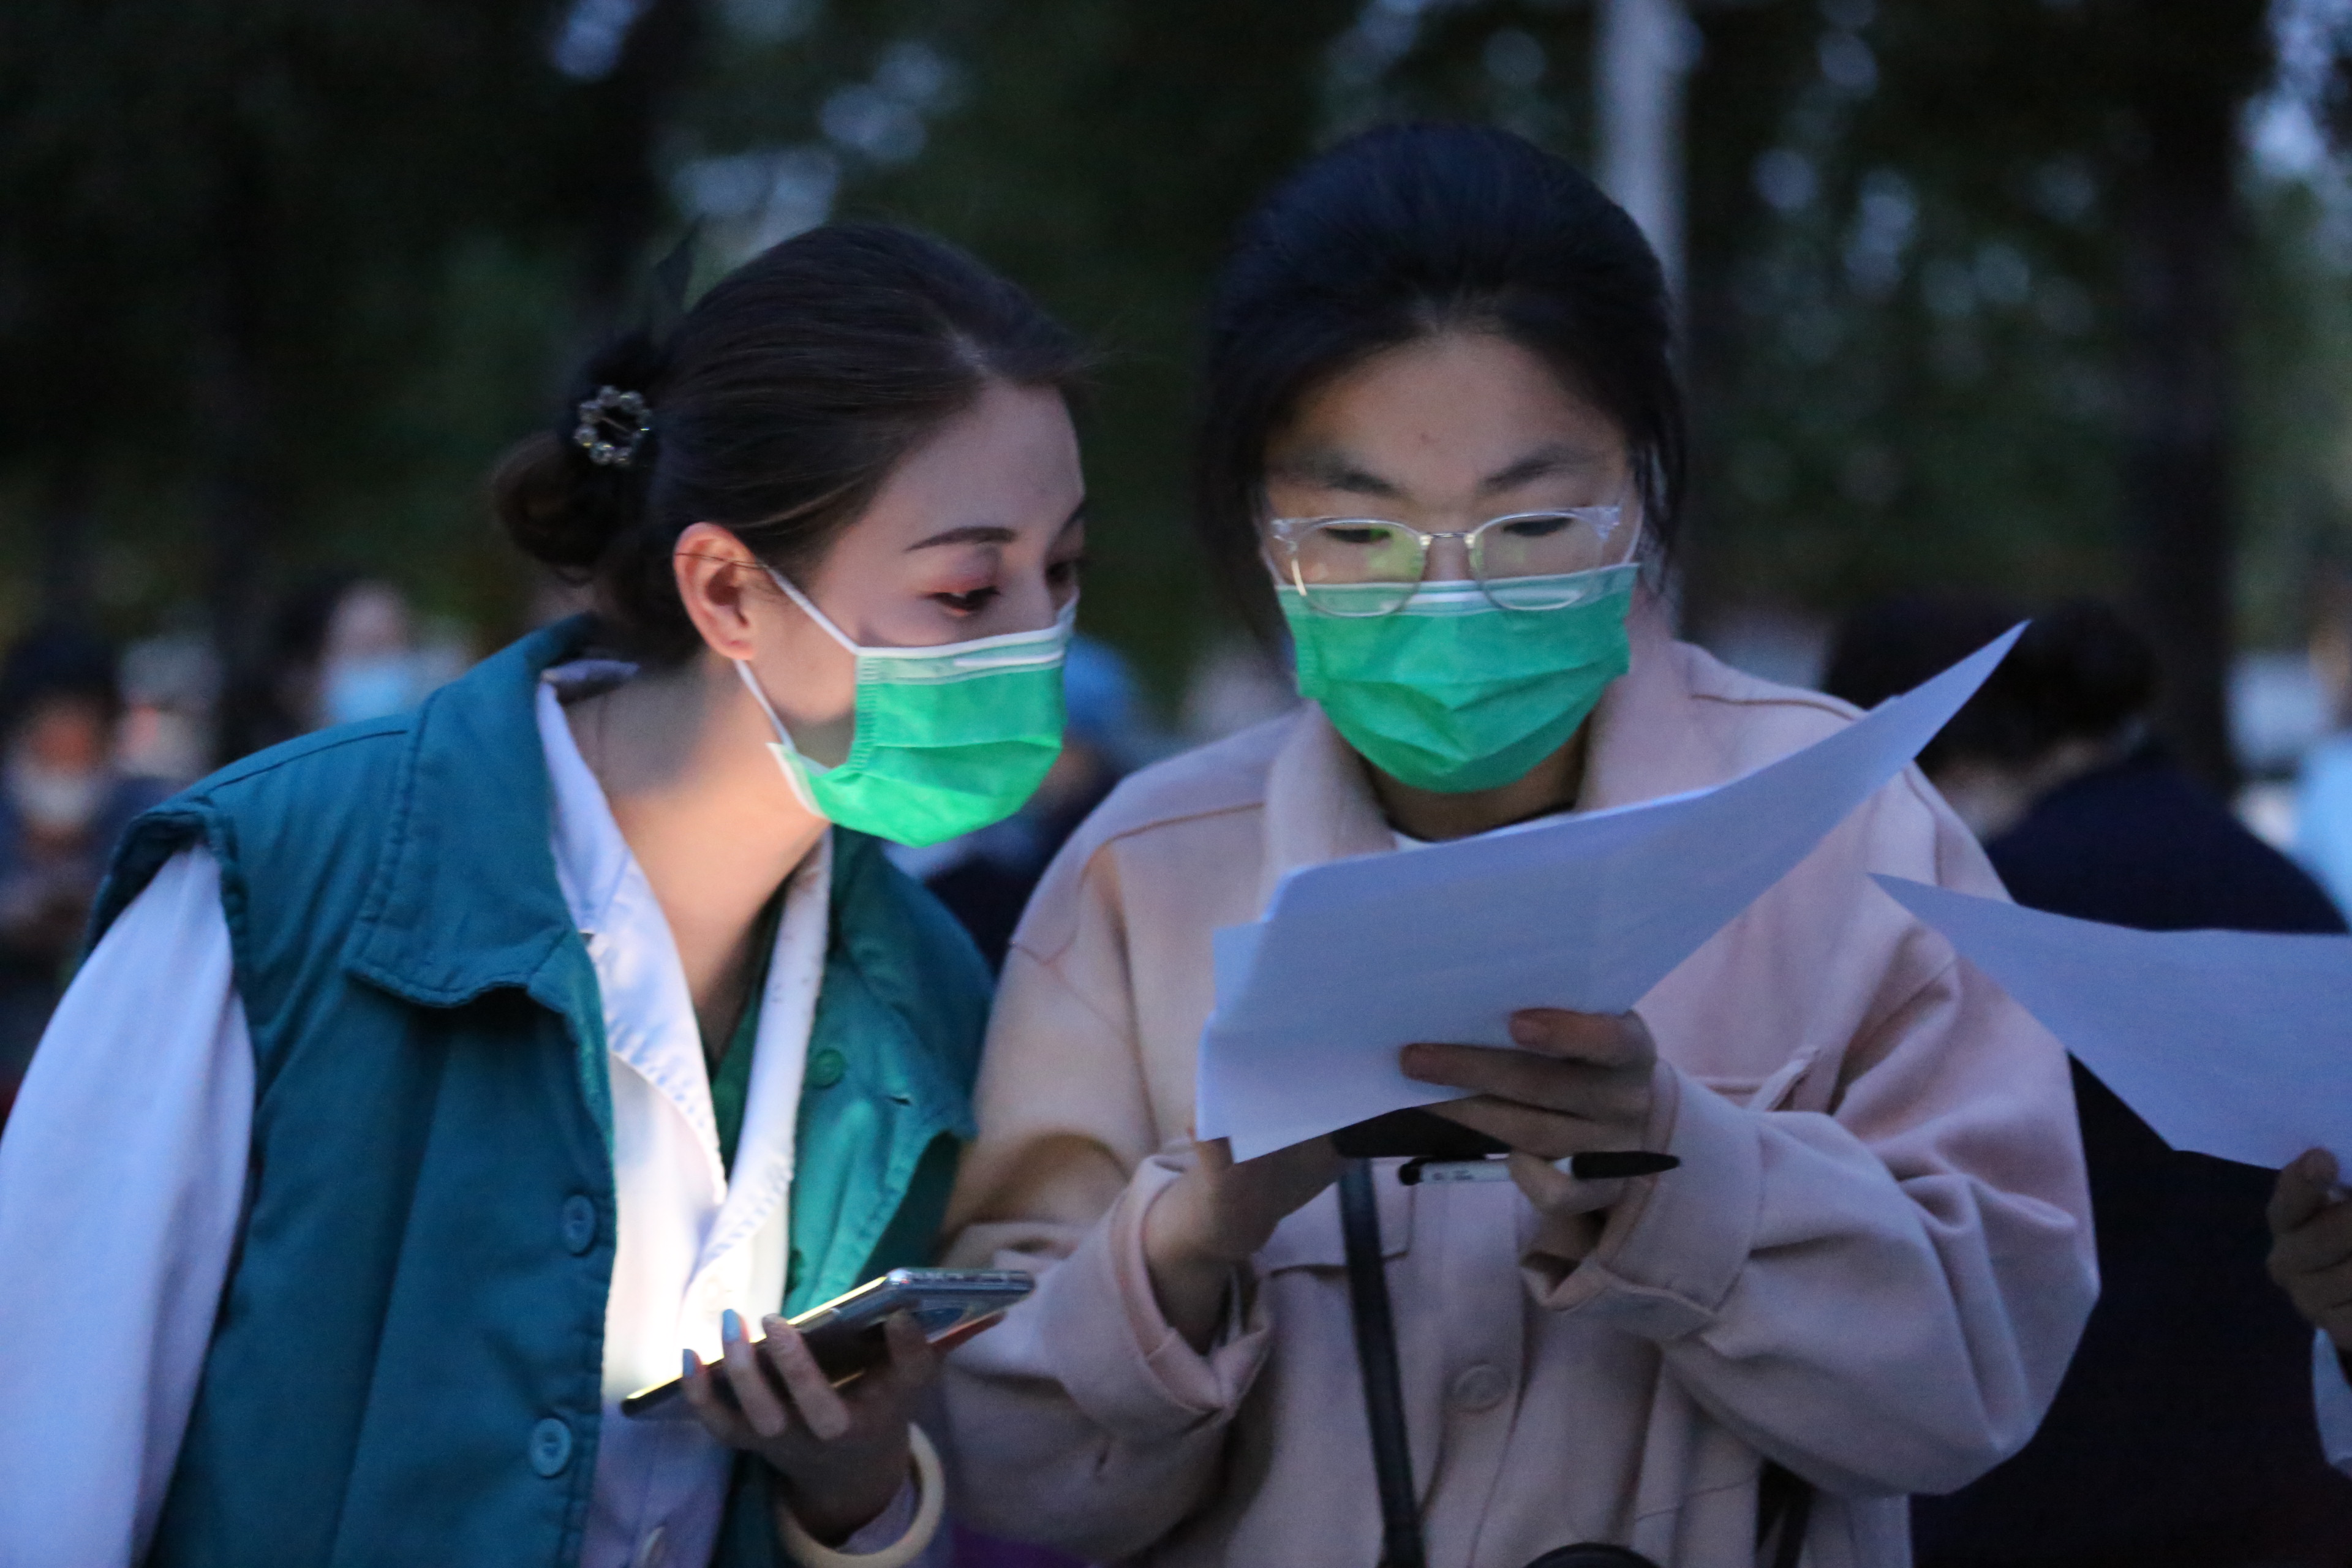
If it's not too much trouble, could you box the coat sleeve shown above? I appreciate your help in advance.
[933,842,1275,1561]
[1521,784,2100,1498]
[0,846,253,1568]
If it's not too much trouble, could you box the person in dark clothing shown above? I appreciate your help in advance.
[1823,593,2352,1567]
[0,627,169,1123]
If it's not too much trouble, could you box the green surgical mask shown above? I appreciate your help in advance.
[1279,564,1639,794]
[736,570,1072,848]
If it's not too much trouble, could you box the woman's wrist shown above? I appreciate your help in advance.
[772,1425,945,1568]
[1142,1175,1254,1348]
[771,1433,913,1545]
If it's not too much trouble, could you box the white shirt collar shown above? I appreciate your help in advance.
[532,671,830,1253]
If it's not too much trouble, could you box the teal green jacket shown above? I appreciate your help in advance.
[92,618,992,1567]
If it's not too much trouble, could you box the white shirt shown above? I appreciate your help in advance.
[0,673,911,1568]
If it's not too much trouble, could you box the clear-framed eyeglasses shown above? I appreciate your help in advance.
[1266,502,1634,617]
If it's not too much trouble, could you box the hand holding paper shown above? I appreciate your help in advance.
[1195,625,2024,1160]
[2266,1150,2352,1352]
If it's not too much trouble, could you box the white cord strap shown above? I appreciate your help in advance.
[773,1423,946,1568]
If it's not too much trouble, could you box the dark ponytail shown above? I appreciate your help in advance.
[494,223,1086,664]
[1195,123,1684,641]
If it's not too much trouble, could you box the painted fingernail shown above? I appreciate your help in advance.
[722,1308,743,1343]
[682,1348,699,1378]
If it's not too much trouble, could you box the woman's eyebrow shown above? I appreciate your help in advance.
[1267,450,1402,496]
[1479,443,1602,494]
[907,524,1019,551]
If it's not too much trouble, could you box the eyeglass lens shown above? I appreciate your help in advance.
[1286,511,1622,615]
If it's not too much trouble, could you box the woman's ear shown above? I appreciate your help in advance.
[674,522,768,662]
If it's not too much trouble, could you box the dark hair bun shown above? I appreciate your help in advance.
[491,331,668,573]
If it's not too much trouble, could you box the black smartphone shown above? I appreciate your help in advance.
[1329,1107,1509,1161]
[620,1266,1034,1417]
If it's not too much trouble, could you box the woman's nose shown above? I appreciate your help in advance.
[1426,533,1476,583]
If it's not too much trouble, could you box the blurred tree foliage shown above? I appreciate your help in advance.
[1322,0,2280,782]
[675,0,1363,689]
[6,0,2352,774]
[0,0,692,743]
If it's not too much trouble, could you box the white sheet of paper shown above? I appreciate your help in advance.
[1195,626,2025,1160]
[1872,876,2352,1170]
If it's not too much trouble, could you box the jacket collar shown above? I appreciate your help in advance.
[1256,587,1713,908]
[338,616,932,1036]
[342,616,597,1008]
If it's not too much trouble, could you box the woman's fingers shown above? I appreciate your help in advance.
[2270,1148,2341,1236]
[878,1311,941,1400]
[679,1349,755,1446]
[758,1319,854,1442]
[2271,1188,2352,1280]
[1508,1009,1656,1069]
[1504,1148,1626,1217]
[719,1311,793,1440]
[1402,1042,1648,1120]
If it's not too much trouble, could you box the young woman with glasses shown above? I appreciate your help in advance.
[933,125,2096,1568]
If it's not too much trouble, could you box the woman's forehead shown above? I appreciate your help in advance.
[1269,333,1625,484]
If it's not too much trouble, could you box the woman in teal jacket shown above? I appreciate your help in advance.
[0,224,1087,1567]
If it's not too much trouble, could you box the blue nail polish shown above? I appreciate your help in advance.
[682,1348,698,1378]
[722,1308,743,1343]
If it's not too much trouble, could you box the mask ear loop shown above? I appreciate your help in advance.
[762,565,863,655]
[733,660,831,816]
[731,562,865,817]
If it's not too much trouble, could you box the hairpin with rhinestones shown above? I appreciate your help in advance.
[573,386,653,469]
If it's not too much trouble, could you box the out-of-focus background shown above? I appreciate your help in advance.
[13,0,2352,1039]
[15,0,2352,767]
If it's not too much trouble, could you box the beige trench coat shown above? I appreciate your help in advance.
[936,601,2096,1568]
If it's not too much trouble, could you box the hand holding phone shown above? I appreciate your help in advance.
[651,1269,1033,1547]
[622,1267,1033,1417]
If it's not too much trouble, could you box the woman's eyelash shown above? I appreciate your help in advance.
[934,586,1001,614]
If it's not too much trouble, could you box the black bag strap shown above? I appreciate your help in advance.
[1340,1159,1426,1568]
[1756,1461,1812,1568]
[1341,1158,1812,1568]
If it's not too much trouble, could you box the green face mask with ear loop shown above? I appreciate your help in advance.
[1278,562,1641,795]
[734,568,1073,848]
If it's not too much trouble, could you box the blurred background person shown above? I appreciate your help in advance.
[1824,593,2352,1568]
[217,573,458,759]
[0,626,168,1124]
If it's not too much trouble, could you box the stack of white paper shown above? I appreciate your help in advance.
[1875,876,2352,1170]
[1197,627,2024,1160]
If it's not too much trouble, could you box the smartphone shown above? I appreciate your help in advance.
[620,1267,1034,1418]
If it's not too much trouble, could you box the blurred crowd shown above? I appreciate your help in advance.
[0,575,462,1120]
